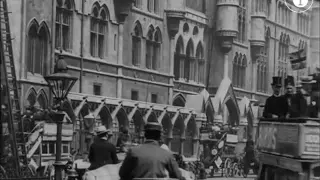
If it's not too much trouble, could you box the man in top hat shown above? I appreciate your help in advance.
[119,122,184,180]
[263,76,288,118]
[88,126,119,170]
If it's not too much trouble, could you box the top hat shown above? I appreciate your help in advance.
[285,76,295,87]
[144,122,162,132]
[271,76,282,87]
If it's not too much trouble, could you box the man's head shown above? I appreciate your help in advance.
[285,76,295,95]
[300,76,316,95]
[144,122,163,141]
[271,76,282,95]
[95,126,110,140]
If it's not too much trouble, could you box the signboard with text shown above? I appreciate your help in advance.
[257,121,320,159]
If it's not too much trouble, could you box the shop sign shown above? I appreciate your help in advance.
[304,127,320,153]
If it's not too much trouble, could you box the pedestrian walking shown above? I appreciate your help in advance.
[119,122,185,180]
[88,126,119,171]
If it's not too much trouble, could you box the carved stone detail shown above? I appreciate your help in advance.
[165,10,186,38]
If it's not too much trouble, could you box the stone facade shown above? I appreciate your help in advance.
[4,0,319,157]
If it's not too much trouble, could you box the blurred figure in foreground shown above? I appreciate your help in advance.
[119,122,184,180]
[88,126,118,170]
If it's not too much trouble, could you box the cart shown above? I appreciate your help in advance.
[256,117,320,180]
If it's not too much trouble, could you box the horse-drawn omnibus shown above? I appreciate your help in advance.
[256,117,320,180]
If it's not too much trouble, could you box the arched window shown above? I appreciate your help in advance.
[174,36,184,80]
[37,92,48,110]
[240,55,247,88]
[56,0,73,51]
[266,0,271,18]
[196,42,205,84]
[146,25,155,69]
[236,0,246,43]
[26,89,37,107]
[185,39,194,81]
[153,28,162,69]
[232,53,239,86]
[90,4,109,58]
[37,26,49,75]
[132,21,142,66]
[257,28,270,93]
[27,23,38,74]
[27,21,49,75]
[145,26,161,70]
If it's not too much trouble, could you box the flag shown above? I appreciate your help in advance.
[289,48,307,70]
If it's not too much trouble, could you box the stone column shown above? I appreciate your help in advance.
[216,0,239,79]
[168,36,175,104]
[114,0,133,98]
[250,11,266,97]
[117,22,124,98]
[180,137,185,155]
[166,10,185,104]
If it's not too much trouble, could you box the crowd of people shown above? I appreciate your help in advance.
[87,123,186,180]
[263,75,319,119]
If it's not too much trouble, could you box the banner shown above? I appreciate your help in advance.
[289,49,307,70]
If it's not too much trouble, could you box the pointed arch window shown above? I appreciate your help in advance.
[55,0,73,51]
[236,0,246,43]
[196,43,205,84]
[145,26,161,70]
[174,37,184,80]
[27,22,49,75]
[233,53,246,88]
[185,40,194,81]
[132,22,142,66]
[90,5,109,58]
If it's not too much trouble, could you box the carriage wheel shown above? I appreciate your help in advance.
[223,158,232,177]
[231,162,239,177]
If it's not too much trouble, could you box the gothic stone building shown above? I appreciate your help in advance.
[5,0,319,158]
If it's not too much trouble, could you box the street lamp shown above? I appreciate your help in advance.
[45,54,78,180]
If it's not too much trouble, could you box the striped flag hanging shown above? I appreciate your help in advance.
[289,48,307,70]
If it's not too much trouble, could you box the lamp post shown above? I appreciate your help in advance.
[44,54,78,180]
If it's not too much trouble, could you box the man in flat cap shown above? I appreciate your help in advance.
[119,122,184,180]
[263,76,288,118]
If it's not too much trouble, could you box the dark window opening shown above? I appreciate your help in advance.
[131,90,139,101]
[151,93,158,103]
[93,83,101,95]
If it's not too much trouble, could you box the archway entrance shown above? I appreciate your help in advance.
[171,116,184,153]
[183,117,197,157]
[132,110,144,143]
[161,114,172,145]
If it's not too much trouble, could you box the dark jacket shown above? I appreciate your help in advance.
[286,93,308,118]
[119,140,184,180]
[263,95,288,118]
[88,138,119,170]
